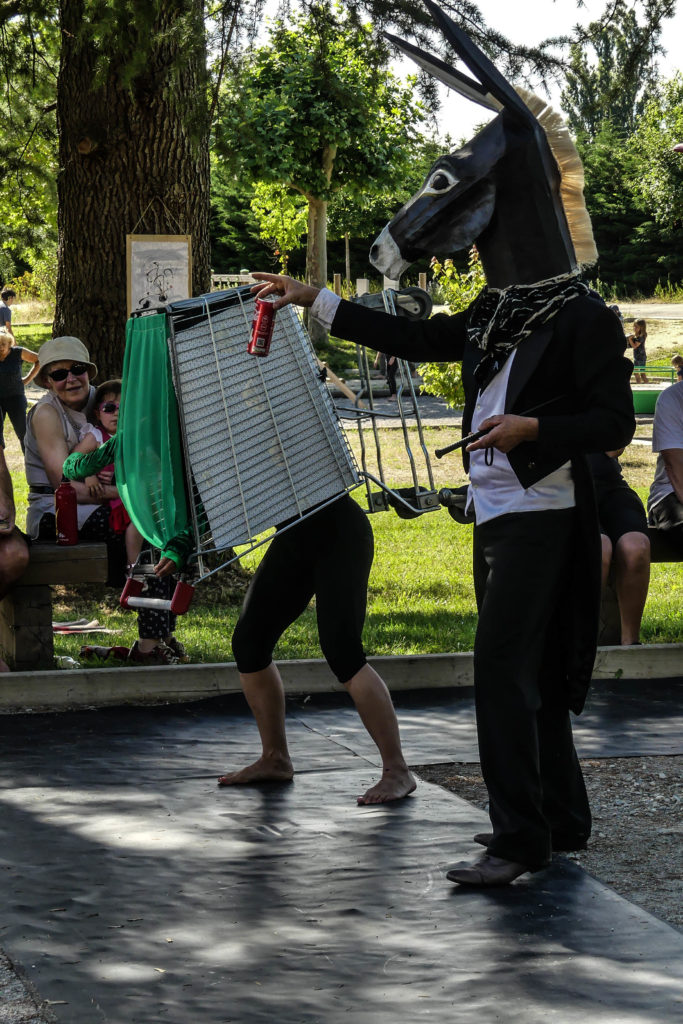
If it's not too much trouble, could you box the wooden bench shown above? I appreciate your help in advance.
[0,542,108,671]
[599,527,683,645]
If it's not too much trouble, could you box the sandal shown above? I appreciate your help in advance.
[79,645,130,662]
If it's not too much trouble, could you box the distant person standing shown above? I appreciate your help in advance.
[0,328,39,451]
[0,288,16,342]
[627,319,648,383]
[671,355,683,382]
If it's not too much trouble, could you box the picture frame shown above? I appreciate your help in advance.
[126,234,192,317]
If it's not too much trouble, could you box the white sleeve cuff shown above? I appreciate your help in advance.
[311,288,342,333]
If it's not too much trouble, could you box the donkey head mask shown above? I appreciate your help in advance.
[370,0,597,289]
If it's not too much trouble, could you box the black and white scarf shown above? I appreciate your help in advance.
[467,270,590,389]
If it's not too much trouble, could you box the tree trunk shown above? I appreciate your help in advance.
[305,195,328,347]
[304,141,336,348]
[55,0,211,380]
[345,231,351,296]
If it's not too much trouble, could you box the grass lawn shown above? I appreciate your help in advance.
[3,414,682,666]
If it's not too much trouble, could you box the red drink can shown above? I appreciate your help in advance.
[248,298,276,357]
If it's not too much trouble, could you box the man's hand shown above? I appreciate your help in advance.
[85,473,104,498]
[466,415,539,454]
[251,273,321,311]
[154,556,177,578]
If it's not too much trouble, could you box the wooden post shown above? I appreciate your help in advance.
[0,584,55,671]
[333,274,342,296]
[356,279,369,295]
[419,273,427,291]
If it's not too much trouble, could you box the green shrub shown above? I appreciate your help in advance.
[653,278,683,303]
[416,248,486,409]
[5,271,40,301]
[32,250,58,304]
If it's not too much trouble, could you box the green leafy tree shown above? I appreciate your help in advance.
[0,5,59,281]
[217,1,423,342]
[629,73,683,228]
[560,0,675,139]
[249,182,308,272]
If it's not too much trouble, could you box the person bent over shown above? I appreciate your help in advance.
[220,494,416,805]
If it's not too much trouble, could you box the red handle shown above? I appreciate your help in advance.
[119,577,195,615]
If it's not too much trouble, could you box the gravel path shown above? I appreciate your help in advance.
[415,755,682,929]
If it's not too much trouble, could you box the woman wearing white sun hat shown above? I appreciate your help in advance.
[24,335,184,665]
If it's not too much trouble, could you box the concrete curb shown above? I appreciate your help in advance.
[0,645,680,713]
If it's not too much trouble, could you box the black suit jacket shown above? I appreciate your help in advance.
[333,292,635,483]
[331,292,636,711]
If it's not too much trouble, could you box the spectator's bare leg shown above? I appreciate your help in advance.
[345,664,416,804]
[0,529,29,601]
[614,532,651,645]
[218,662,294,784]
[600,534,612,588]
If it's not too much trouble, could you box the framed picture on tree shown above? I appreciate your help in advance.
[126,234,192,317]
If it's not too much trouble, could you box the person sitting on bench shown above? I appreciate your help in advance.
[648,374,683,553]
[24,336,184,665]
[588,450,650,645]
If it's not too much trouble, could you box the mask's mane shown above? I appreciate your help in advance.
[490,87,598,267]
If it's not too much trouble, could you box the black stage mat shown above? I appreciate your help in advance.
[0,768,681,1023]
[290,678,683,764]
[0,678,680,782]
[0,690,681,1022]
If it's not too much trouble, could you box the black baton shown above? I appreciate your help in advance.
[434,395,566,460]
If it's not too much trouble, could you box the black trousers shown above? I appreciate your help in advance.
[0,392,28,450]
[473,509,591,869]
[649,492,683,553]
[232,494,373,683]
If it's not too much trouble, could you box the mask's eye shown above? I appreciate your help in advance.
[423,169,458,196]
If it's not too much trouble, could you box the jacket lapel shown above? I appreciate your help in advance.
[505,325,554,412]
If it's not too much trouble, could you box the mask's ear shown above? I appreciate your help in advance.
[422,0,536,128]
[383,30,499,112]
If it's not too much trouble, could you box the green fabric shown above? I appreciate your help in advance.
[115,313,189,553]
[63,437,117,480]
[62,417,195,570]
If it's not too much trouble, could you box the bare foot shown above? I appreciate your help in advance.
[217,755,294,786]
[357,766,417,805]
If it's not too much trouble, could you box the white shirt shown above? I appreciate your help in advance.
[311,287,341,331]
[310,288,576,524]
[648,379,683,513]
[467,349,575,525]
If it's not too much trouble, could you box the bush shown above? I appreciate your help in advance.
[653,278,683,303]
[416,248,486,409]
[32,251,58,304]
[5,271,40,301]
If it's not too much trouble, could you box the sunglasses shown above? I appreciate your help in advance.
[99,401,120,414]
[47,362,90,382]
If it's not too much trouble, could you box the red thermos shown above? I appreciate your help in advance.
[55,478,78,546]
[248,297,276,356]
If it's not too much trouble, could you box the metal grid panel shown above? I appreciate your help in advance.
[168,289,358,553]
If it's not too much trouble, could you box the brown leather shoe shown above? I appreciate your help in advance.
[446,853,532,886]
